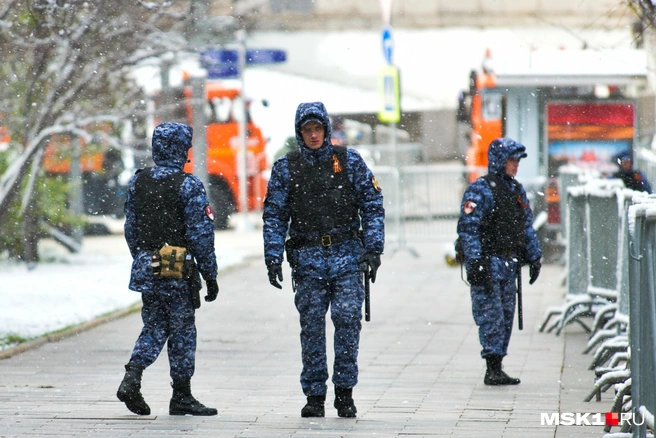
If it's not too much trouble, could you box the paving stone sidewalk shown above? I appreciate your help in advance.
[0,229,618,437]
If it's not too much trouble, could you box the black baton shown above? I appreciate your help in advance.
[364,269,371,322]
[516,263,523,331]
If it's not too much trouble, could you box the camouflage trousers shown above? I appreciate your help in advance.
[129,284,197,381]
[470,256,518,358]
[294,272,364,396]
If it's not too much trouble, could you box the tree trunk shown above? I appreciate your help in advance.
[22,198,40,267]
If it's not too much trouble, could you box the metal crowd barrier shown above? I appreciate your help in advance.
[540,179,630,335]
[538,170,656,436]
[557,165,602,241]
[627,197,656,438]
[369,163,483,248]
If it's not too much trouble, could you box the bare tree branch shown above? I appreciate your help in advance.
[0,0,193,237]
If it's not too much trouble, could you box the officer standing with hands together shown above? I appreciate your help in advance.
[117,122,220,416]
[612,150,652,193]
[457,137,542,386]
[263,102,385,418]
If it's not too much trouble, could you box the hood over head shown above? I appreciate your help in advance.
[152,122,193,169]
[295,102,332,150]
[614,150,632,165]
[488,137,527,176]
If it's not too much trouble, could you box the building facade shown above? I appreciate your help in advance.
[223,0,634,31]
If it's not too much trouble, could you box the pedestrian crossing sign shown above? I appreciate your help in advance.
[378,65,400,123]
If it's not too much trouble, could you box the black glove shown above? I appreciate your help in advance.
[359,253,381,283]
[529,259,541,285]
[204,279,219,302]
[267,264,283,289]
[466,258,489,286]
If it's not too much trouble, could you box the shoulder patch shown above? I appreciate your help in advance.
[372,176,382,192]
[463,200,477,214]
[205,205,215,221]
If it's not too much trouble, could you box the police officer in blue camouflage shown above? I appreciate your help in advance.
[612,150,652,194]
[117,122,220,416]
[457,137,542,386]
[263,102,385,418]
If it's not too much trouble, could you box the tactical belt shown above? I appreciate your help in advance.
[286,229,361,249]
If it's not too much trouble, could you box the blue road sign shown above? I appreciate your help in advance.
[246,49,287,65]
[204,65,239,79]
[201,49,239,79]
[201,49,287,79]
[382,25,393,65]
[201,49,239,65]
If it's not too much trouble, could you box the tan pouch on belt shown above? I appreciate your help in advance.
[157,245,187,278]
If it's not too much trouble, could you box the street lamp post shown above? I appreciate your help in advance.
[190,75,209,191]
[235,29,252,231]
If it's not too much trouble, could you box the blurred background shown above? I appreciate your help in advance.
[0,0,652,265]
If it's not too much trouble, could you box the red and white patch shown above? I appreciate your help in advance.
[205,205,215,221]
[463,201,477,214]
[372,176,382,192]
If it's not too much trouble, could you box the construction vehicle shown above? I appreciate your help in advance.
[43,77,269,232]
[42,130,129,225]
[457,49,648,260]
[156,77,268,230]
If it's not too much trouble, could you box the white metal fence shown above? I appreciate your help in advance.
[539,169,656,437]
[369,162,479,247]
[355,143,478,248]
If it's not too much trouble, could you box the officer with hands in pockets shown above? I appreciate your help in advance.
[457,137,542,386]
[263,102,385,418]
[117,122,220,416]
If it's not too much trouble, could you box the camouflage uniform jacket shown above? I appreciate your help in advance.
[457,138,541,266]
[263,102,385,269]
[124,122,218,293]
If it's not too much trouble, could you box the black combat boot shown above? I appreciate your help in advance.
[301,395,326,417]
[116,362,151,415]
[334,386,357,418]
[169,380,218,416]
[484,355,521,386]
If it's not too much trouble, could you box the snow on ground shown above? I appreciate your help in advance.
[0,231,257,350]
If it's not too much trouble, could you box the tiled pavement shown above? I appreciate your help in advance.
[0,228,618,437]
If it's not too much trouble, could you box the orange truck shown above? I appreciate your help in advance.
[41,79,268,231]
[42,135,105,175]
[459,51,501,182]
[42,129,127,220]
[457,49,648,260]
[179,79,268,229]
